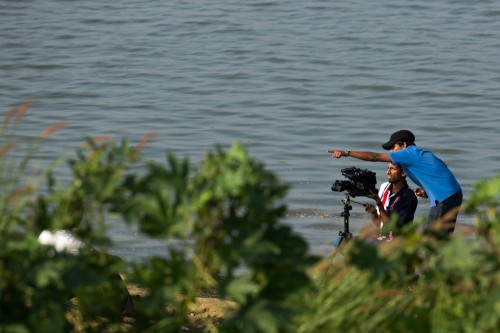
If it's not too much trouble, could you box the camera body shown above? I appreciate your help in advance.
[331,166,377,197]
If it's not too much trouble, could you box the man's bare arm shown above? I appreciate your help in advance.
[328,150,391,162]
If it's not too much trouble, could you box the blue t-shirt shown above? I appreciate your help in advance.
[387,145,461,207]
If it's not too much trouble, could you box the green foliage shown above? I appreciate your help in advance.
[0,102,317,332]
[3,101,500,333]
[120,142,318,332]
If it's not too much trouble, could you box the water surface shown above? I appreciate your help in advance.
[2,0,500,257]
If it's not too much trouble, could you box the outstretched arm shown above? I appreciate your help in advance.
[328,149,391,162]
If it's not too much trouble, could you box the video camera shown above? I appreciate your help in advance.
[331,166,377,197]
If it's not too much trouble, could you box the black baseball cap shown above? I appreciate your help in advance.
[382,130,415,150]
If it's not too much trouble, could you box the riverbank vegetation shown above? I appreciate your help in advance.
[1,102,500,332]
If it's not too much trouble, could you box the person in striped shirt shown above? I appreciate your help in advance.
[364,163,418,240]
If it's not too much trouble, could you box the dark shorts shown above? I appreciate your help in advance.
[425,189,463,235]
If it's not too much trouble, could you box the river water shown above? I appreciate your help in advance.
[2,0,500,258]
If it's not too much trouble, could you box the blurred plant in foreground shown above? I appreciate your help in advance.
[3,101,500,333]
[0,101,317,333]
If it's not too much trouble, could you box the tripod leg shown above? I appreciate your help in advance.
[332,234,345,248]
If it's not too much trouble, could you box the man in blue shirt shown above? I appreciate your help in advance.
[329,130,462,236]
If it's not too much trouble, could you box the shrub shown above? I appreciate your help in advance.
[2,101,500,333]
[0,102,317,333]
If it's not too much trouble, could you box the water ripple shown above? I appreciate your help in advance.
[2,0,500,257]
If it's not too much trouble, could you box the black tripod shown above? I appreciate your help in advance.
[332,193,355,248]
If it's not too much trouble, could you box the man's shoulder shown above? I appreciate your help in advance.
[388,146,414,162]
[402,185,418,203]
[401,145,420,153]
[378,181,390,193]
[405,186,417,197]
[402,181,415,193]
